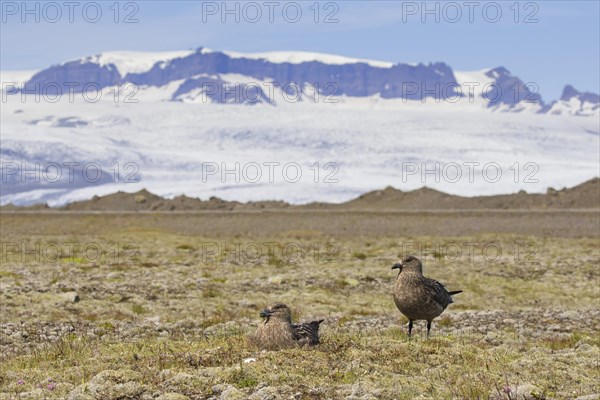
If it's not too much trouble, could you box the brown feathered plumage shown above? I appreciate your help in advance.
[392,256,462,337]
[248,303,323,349]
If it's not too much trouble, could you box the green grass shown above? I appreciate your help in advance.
[352,252,367,260]
[131,304,147,315]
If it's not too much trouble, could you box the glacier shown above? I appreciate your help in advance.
[1,48,599,206]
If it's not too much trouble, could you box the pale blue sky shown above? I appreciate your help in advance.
[1,0,598,101]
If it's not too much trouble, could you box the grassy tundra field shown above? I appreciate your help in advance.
[0,211,599,399]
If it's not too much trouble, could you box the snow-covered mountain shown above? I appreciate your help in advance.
[1,48,599,206]
[543,85,600,117]
[8,47,597,112]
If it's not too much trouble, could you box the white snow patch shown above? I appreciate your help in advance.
[200,47,395,68]
[1,70,38,91]
[74,50,195,76]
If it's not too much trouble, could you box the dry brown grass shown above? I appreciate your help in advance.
[0,212,598,399]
